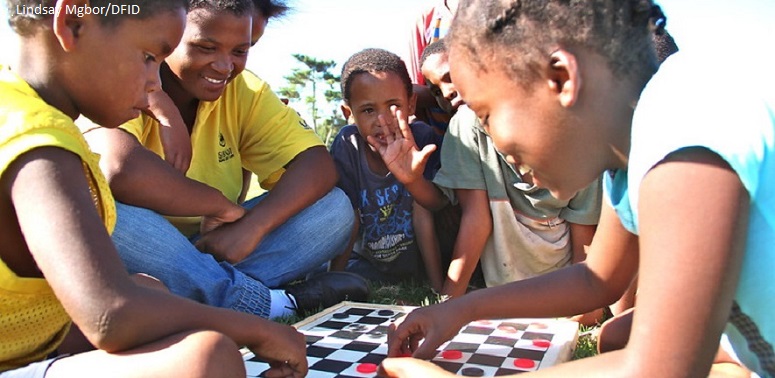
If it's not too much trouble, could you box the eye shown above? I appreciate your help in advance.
[196,45,215,53]
[234,49,248,56]
[144,52,157,63]
[363,108,374,114]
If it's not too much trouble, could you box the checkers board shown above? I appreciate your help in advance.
[243,302,579,377]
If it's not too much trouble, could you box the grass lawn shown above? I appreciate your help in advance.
[282,278,601,361]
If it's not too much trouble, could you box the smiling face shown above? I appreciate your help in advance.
[421,52,463,114]
[449,48,599,201]
[66,9,186,127]
[164,8,252,102]
[344,71,416,150]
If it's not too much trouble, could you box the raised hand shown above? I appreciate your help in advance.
[367,106,437,185]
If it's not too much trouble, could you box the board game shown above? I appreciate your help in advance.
[243,302,579,377]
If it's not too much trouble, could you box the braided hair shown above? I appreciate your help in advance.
[448,0,667,91]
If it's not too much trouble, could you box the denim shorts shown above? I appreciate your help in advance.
[0,355,69,378]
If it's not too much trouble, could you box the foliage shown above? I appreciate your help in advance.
[278,54,347,147]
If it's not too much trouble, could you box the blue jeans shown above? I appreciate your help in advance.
[112,188,354,318]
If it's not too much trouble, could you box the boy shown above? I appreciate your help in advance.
[395,38,601,302]
[0,0,307,376]
[329,48,445,292]
[381,0,772,377]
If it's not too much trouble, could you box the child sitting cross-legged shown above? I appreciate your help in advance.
[328,48,446,293]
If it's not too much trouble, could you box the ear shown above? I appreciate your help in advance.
[546,49,581,108]
[340,103,353,123]
[407,91,418,117]
[53,0,90,52]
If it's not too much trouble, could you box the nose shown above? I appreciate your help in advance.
[211,54,234,76]
[440,83,457,101]
[146,64,162,93]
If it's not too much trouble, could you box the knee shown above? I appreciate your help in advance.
[321,188,355,230]
[179,330,245,377]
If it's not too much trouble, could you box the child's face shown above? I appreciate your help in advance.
[449,50,594,201]
[345,71,416,149]
[421,53,463,114]
[165,9,252,102]
[67,11,186,127]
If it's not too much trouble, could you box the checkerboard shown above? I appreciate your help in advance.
[243,302,579,377]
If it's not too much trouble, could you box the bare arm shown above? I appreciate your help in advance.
[83,127,242,220]
[388,196,639,358]
[569,222,597,264]
[6,147,307,374]
[195,146,338,263]
[442,189,491,298]
[143,90,191,173]
[508,148,750,377]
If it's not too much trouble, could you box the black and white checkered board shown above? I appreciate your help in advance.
[243,302,578,377]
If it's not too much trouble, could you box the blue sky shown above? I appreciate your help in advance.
[2,0,773,92]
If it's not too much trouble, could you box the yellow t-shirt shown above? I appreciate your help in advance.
[0,67,116,371]
[119,70,323,236]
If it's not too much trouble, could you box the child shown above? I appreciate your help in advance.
[80,0,368,320]
[381,0,773,377]
[0,0,307,376]
[414,38,601,302]
[329,48,445,292]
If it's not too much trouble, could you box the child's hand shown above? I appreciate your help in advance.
[368,106,437,185]
[379,357,454,378]
[143,90,192,173]
[199,202,245,235]
[387,301,464,360]
[247,322,308,378]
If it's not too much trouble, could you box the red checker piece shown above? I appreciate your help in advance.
[497,325,519,334]
[356,363,378,374]
[441,350,463,360]
[532,339,551,348]
[513,358,536,369]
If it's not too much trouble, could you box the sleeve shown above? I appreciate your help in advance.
[236,71,324,189]
[432,107,488,204]
[330,126,360,209]
[560,175,602,225]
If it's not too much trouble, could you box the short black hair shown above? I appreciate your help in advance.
[340,48,413,102]
[420,39,447,70]
[252,0,289,19]
[189,0,254,17]
[8,0,189,36]
[449,0,663,91]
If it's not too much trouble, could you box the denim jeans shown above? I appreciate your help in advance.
[112,188,354,318]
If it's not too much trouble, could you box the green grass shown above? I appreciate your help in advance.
[282,278,601,360]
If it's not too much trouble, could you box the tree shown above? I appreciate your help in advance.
[278,54,346,147]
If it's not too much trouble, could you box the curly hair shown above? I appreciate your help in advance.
[252,0,289,19]
[448,0,665,91]
[7,0,189,35]
[340,48,413,102]
[189,0,254,16]
[420,39,448,70]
